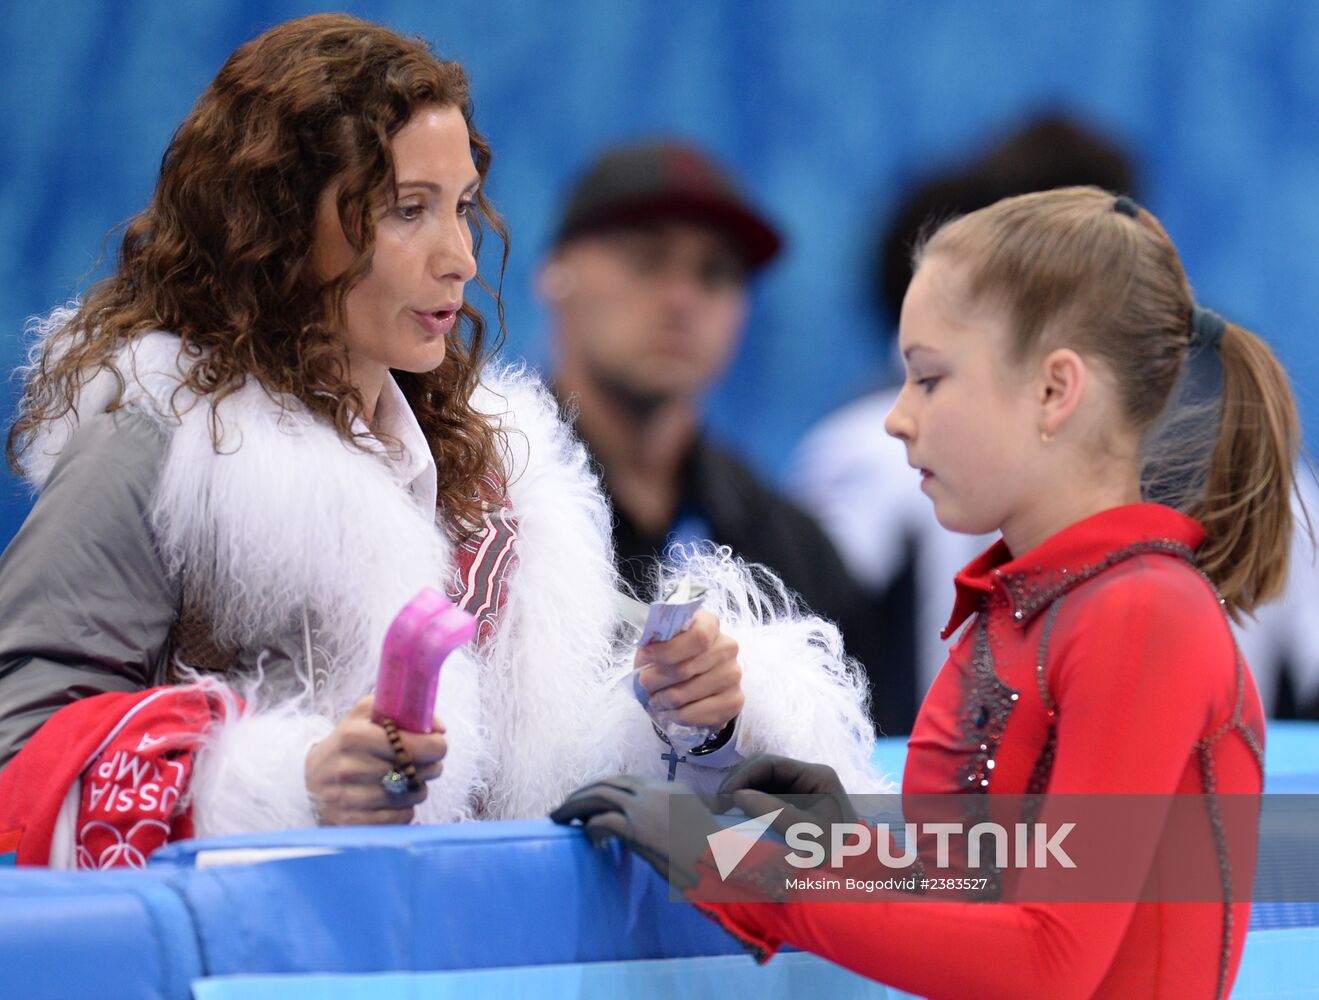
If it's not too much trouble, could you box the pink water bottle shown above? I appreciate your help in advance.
[372,588,477,733]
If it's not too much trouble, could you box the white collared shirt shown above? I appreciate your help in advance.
[354,373,438,516]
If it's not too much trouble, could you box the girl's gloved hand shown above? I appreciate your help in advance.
[550,774,721,889]
[716,752,857,836]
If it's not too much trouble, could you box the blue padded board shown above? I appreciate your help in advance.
[184,933,1319,1000]
[189,952,906,999]
[183,930,1319,1000]
[0,867,201,999]
[153,820,745,975]
[5,813,1319,998]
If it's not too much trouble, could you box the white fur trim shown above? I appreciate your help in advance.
[22,322,886,831]
[18,311,194,488]
[413,646,491,823]
[189,687,332,837]
[465,369,657,817]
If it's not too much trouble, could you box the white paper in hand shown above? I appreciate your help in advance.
[637,575,707,645]
[623,575,715,751]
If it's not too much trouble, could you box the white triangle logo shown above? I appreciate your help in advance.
[706,808,784,880]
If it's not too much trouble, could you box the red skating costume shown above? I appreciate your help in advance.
[698,504,1264,1000]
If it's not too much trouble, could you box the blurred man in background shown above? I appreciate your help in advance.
[541,141,899,729]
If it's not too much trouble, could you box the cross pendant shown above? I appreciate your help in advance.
[661,748,687,781]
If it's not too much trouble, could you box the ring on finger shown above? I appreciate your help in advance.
[379,718,422,794]
[381,769,413,797]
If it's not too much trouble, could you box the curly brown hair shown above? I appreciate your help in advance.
[9,13,510,528]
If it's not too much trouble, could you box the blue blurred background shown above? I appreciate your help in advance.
[3,0,1317,545]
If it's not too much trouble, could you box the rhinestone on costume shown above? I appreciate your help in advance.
[957,616,1020,795]
[998,540,1197,624]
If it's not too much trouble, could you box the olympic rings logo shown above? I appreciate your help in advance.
[76,819,172,870]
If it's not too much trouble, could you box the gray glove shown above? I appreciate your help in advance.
[715,753,858,837]
[550,774,720,889]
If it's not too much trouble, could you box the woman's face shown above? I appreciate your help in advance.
[311,104,480,387]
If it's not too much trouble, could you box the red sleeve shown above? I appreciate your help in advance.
[698,561,1239,1000]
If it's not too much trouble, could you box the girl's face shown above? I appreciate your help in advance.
[884,255,1044,539]
[311,104,480,386]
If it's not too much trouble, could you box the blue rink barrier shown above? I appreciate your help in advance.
[4,817,1317,998]
[3,727,1319,998]
[154,821,743,973]
[181,934,1319,1000]
[0,867,202,998]
[188,952,912,999]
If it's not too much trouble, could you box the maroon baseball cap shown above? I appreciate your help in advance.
[552,141,783,272]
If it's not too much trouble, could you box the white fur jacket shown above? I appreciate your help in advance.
[5,325,883,837]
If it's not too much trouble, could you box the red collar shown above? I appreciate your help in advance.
[941,503,1205,639]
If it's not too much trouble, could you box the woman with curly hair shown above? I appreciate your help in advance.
[0,14,879,865]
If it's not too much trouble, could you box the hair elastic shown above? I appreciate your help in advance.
[1113,195,1142,218]
[1190,306,1227,352]
[1142,306,1227,508]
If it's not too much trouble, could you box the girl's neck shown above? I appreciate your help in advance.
[999,476,1143,559]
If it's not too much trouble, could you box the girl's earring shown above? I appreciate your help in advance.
[1039,429,1055,443]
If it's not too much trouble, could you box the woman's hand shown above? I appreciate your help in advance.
[304,695,447,826]
[635,611,743,731]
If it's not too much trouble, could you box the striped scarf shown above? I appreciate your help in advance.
[444,470,519,646]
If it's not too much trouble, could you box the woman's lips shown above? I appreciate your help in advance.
[412,308,457,337]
